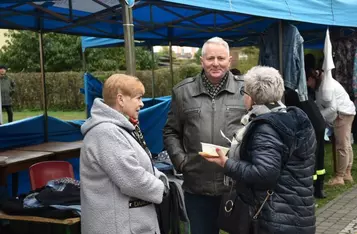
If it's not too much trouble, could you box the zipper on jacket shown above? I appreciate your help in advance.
[211,98,216,143]
[211,98,217,194]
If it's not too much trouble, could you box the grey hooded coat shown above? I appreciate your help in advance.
[80,98,165,234]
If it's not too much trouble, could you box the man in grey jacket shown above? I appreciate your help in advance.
[0,65,15,123]
[163,37,245,234]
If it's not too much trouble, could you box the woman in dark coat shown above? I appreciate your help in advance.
[201,66,317,234]
[285,53,327,198]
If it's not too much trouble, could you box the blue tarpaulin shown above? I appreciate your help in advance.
[0,71,171,195]
[0,115,83,151]
[81,73,171,154]
[0,94,171,195]
[0,116,83,195]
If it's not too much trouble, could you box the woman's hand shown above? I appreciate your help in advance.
[199,148,228,168]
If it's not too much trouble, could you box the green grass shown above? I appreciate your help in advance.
[2,110,86,123]
[3,111,357,210]
[316,143,357,208]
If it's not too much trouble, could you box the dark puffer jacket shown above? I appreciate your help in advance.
[224,107,316,234]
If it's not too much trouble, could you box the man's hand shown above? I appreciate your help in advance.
[199,148,228,168]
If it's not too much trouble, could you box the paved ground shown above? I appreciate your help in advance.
[316,185,357,234]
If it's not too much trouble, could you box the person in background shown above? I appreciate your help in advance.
[80,74,169,234]
[307,61,356,186]
[285,54,327,198]
[163,37,245,234]
[0,65,15,123]
[201,66,316,234]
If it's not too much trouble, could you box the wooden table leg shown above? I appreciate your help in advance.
[12,173,18,197]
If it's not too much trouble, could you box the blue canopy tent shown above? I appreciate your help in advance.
[1,0,357,79]
[1,1,357,38]
[1,0,357,197]
[2,1,357,73]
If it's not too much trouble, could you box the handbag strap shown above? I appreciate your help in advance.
[252,134,295,219]
[253,190,274,219]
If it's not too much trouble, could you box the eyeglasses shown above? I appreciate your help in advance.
[240,86,249,96]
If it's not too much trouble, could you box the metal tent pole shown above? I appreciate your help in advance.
[279,20,283,77]
[169,42,174,89]
[0,78,2,124]
[279,20,284,103]
[82,50,87,71]
[82,49,89,118]
[151,45,156,98]
[121,0,136,76]
[39,31,48,142]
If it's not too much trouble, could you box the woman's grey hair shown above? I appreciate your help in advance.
[201,37,230,56]
[244,66,285,105]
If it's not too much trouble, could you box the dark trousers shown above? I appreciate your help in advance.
[314,129,326,196]
[2,105,13,123]
[184,192,222,234]
[315,129,325,174]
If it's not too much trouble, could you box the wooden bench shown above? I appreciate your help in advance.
[0,210,80,234]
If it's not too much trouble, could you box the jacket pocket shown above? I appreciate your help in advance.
[224,105,245,137]
[129,204,157,233]
[182,108,201,154]
[183,107,201,116]
[225,105,245,115]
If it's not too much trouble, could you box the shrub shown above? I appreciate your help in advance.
[8,64,202,111]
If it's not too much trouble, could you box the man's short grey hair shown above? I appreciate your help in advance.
[244,66,285,105]
[201,37,230,56]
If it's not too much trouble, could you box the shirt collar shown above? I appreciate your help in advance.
[201,71,228,98]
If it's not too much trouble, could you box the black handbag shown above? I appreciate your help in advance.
[217,184,273,234]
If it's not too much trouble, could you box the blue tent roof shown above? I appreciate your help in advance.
[81,24,327,51]
[78,0,357,51]
[164,0,357,27]
[1,0,356,40]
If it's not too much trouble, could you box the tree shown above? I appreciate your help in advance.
[44,33,83,72]
[237,46,259,73]
[194,48,202,64]
[0,31,41,72]
[0,31,83,72]
[0,30,157,72]
[135,47,157,70]
[240,46,259,55]
[86,47,126,71]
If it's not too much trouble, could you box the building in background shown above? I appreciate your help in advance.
[154,46,199,59]
[172,46,199,59]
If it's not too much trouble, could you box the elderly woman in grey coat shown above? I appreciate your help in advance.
[201,66,316,234]
[80,74,168,234]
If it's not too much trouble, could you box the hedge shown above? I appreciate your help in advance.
[8,64,202,111]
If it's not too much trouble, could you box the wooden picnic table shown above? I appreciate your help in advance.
[0,150,54,196]
[0,141,82,196]
[15,141,83,160]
